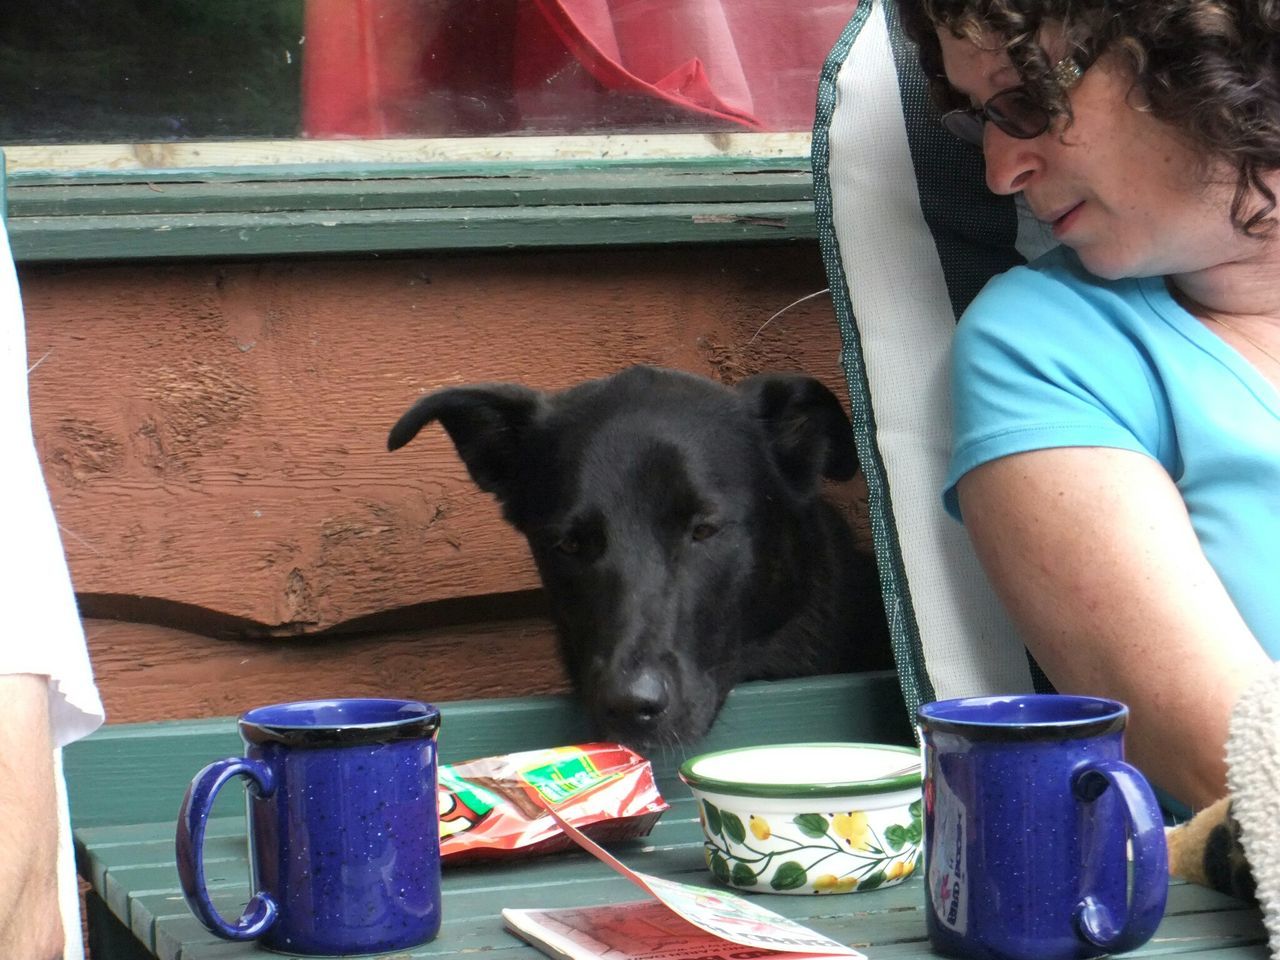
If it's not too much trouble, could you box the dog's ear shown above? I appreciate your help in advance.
[387,385,542,500]
[738,374,859,490]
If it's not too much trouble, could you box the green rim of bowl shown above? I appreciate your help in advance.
[678,742,920,799]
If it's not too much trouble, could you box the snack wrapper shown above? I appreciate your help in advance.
[438,742,668,864]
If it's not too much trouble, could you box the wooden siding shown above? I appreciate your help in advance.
[22,241,869,724]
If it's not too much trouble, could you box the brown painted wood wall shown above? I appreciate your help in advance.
[21,242,869,725]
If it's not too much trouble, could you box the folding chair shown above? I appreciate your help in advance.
[811,0,1060,725]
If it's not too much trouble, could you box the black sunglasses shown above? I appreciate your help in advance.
[940,49,1097,145]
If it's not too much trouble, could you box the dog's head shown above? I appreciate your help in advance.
[388,366,862,751]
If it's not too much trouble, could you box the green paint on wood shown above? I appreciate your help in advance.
[64,674,909,831]
[6,164,817,261]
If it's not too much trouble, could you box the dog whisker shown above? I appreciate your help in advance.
[748,288,831,344]
[28,349,52,376]
[58,522,101,556]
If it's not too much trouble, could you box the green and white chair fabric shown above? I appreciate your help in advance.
[812,0,1058,724]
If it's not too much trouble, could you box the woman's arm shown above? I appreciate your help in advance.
[956,445,1271,810]
[0,673,63,960]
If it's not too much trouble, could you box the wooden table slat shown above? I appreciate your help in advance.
[65,673,914,829]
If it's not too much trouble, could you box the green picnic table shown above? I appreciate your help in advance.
[64,672,1269,960]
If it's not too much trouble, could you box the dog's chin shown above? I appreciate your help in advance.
[605,729,695,758]
[593,703,721,758]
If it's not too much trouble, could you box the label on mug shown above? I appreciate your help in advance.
[928,775,967,935]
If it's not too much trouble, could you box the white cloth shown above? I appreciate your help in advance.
[1226,661,1280,958]
[1,219,106,959]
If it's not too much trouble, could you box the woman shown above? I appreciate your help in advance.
[899,0,1280,811]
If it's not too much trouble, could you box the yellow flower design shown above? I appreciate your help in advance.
[831,811,871,850]
[813,873,858,893]
[749,815,771,841]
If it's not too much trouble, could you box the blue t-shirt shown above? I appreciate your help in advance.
[943,246,1280,659]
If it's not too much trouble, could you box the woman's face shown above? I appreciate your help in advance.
[935,25,1250,281]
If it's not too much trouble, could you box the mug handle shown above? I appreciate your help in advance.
[175,757,279,941]
[1071,759,1169,952]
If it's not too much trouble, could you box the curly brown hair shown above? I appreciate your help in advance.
[899,0,1280,235]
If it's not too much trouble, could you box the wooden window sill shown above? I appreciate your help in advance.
[4,137,817,262]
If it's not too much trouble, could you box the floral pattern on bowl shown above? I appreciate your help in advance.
[679,742,923,895]
[698,796,922,894]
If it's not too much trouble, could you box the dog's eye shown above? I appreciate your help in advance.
[690,522,719,542]
[554,535,581,555]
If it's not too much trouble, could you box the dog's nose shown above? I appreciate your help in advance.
[603,667,670,731]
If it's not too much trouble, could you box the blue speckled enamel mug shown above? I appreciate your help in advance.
[176,698,442,956]
[918,695,1167,960]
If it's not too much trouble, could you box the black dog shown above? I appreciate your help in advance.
[388,366,889,750]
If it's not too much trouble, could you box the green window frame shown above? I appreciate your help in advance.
[4,143,817,263]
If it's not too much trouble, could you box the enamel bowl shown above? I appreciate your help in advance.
[678,742,922,895]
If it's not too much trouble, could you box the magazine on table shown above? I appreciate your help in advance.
[502,812,867,960]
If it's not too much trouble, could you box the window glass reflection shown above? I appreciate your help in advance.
[1,1,855,148]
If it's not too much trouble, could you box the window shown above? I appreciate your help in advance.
[2,1,856,260]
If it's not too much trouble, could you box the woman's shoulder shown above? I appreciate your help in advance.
[957,246,1151,357]
[973,245,1127,312]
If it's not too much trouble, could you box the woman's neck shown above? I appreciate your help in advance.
[1170,243,1280,323]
